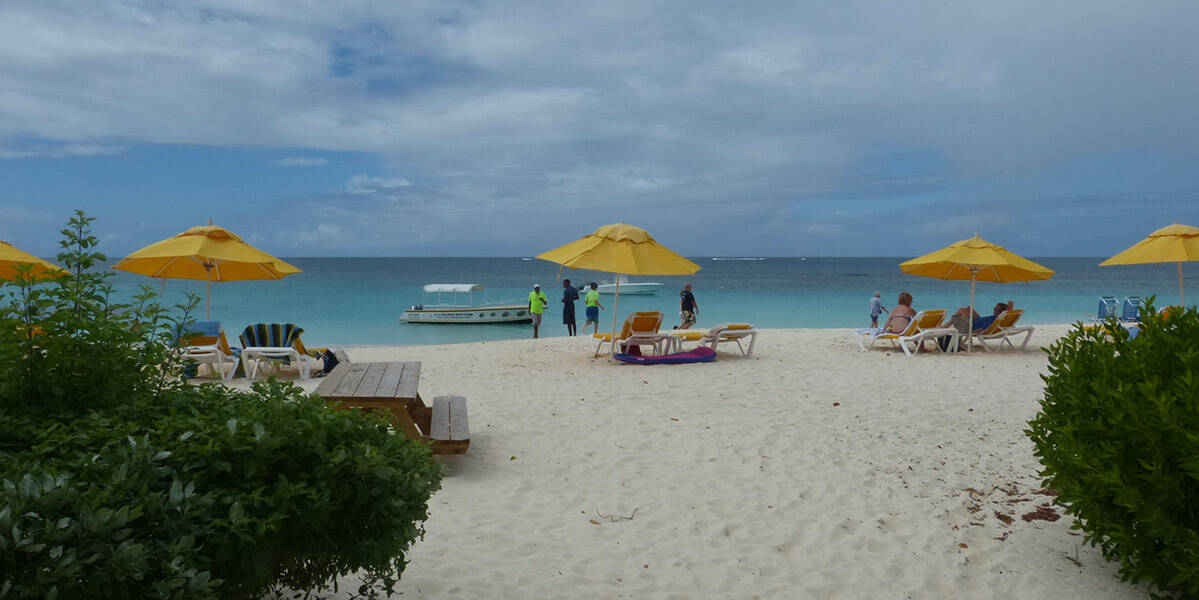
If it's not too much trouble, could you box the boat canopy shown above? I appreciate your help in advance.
[423,284,485,293]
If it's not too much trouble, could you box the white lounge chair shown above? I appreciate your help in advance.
[671,323,759,356]
[178,320,238,382]
[856,309,956,357]
[972,309,1034,351]
[593,311,671,356]
[238,323,321,380]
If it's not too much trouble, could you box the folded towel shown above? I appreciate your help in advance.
[176,320,221,343]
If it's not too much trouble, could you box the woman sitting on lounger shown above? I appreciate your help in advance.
[881,292,917,334]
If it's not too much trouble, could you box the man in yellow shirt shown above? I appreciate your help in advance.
[528,284,549,338]
[582,281,605,335]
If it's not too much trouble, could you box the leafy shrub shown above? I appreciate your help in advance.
[0,212,443,599]
[1027,298,1199,598]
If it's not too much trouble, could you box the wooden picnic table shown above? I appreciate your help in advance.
[315,360,469,455]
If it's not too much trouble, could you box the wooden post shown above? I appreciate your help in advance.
[609,276,621,356]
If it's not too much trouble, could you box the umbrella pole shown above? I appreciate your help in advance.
[967,272,976,352]
[1179,262,1185,306]
[609,277,621,357]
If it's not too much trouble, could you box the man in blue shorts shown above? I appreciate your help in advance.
[583,282,605,335]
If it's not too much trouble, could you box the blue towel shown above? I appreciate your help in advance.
[176,320,221,343]
[972,315,998,332]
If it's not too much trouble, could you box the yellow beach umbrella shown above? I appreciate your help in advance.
[536,223,700,355]
[1099,223,1199,305]
[112,221,300,319]
[900,235,1054,349]
[0,240,67,281]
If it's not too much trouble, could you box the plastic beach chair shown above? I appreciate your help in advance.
[671,323,759,356]
[592,311,670,356]
[238,323,321,380]
[971,310,1034,352]
[177,320,238,381]
[855,309,953,357]
[1120,296,1143,322]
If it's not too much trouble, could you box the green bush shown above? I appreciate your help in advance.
[1027,299,1199,598]
[0,212,443,599]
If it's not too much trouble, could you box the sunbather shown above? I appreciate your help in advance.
[880,292,916,334]
[938,301,1013,350]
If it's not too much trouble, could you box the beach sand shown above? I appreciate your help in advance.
[242,326,1147,599]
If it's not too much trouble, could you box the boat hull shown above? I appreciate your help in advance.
[596,283,662,295]
[400,304,532,324]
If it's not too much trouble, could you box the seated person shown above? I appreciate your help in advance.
[880,292,917,334]
[950,301,1013,334]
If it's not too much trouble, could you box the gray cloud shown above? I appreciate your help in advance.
[274,157,328,166]
[1,1,1197,255]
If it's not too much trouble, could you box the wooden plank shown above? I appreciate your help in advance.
[395,361,422,401]
[373,361,406,398]
[331,362,369,398]
[430,397,451,440]
[313,363,350,398]
[358,362,388,398]
[448,396,469,441]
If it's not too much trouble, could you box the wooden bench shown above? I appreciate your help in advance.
[314,360,469,454]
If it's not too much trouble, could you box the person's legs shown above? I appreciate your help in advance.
[871,314,879,328]
[532,313,542,338]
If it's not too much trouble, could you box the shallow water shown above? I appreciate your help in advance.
[90,257,1187,345]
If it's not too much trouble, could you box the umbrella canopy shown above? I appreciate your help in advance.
[1099,223,1199,305]
[112,223,300,318]
[899,235,1054,349]
[535,223,701,276]
[536,223,700,355]
[0,240,67,281]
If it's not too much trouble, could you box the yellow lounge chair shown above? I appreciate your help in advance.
[856,309,954,357]
[972,309,1034,351]
[671,323,758,356]
[593,311,670,356]
[179,320,238,381]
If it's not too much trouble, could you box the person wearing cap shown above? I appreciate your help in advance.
[678,283,698,329]
[561,279,580,336]
[582,282,605,335]
[528,284,549,338]
[868,291,887,329]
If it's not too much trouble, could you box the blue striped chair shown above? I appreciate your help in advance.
[1120,296,1144,323]
[238,323,317,380]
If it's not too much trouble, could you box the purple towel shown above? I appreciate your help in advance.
[613,346,717,365]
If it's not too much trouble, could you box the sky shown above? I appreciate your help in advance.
[1,1,1198,258]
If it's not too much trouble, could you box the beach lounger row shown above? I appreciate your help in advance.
[1093,295,1143,323]
[855,309,1034,356]
[594,311,758,358]
[178,321,324,381]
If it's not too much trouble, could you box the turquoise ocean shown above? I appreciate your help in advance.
[99,257,1189,346]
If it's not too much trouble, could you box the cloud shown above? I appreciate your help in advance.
[0,141,123,159]
[0,1,1197,255]
[274,157,328,166]
[345,174,413,194]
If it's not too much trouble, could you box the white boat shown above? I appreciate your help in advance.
[399,284,532,324]
[596,275,662,295]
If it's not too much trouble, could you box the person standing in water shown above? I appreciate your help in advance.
[868,291,887,329]
[679,283,698,329]
[561,279,579,336]
[582,281,605,335]
[528,284,548,339]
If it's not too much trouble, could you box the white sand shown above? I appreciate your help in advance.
[242,327,1148,599]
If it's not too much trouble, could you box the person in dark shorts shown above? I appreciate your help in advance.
[561,279,579,336]
[583,282,604,335]
[679,283,698,329]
